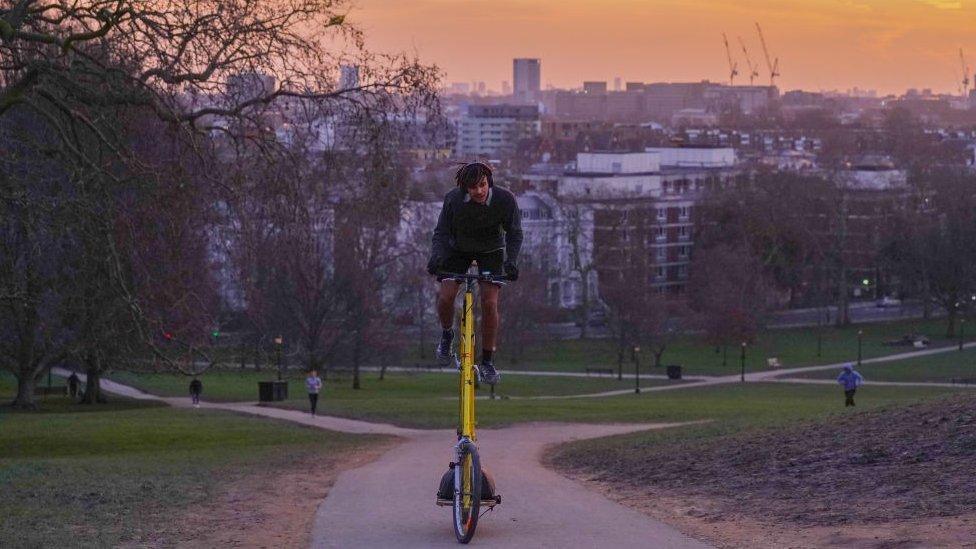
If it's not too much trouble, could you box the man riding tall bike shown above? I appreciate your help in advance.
[427,162,523,384]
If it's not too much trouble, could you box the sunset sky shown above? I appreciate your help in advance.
[350,0,976,95]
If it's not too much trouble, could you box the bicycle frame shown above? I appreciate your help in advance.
[458,279,478,440]
[444,272,509,440]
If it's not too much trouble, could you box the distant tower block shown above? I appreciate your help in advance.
[513,58,541,99]
[502,80,512,95]
[614,77,622,91]
[340,65,359,90]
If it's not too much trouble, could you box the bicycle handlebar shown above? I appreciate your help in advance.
[437,271,513,284]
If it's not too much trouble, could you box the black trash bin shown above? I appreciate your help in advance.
[666,365,682,380]
[273,380,288,400]
[258,381,289,402]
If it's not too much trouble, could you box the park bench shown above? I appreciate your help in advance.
[585,367,614,376]
[766,357,782,368]
[33,386,68,396]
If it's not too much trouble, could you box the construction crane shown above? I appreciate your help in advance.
[722,33,739,86]
[738,36,760,86]
[755,22,780,87]
[960,48,970,97]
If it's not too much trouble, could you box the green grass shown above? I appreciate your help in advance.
[499,317,960,376]
[274,380,960,429]
[0,375,380,547]
[106,369,676,402]
[790,348,976,383]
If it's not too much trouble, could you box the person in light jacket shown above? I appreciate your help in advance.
[306,370,323,416]
[837,364,864,407]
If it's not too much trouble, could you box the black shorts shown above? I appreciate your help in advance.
[439,249,504,278]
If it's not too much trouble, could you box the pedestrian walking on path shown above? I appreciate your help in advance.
[189,378,203,408]
[837,364,864,407]
[67,372,80,398]
[306,370,323,416]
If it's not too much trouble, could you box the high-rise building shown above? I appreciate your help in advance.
[614,77,622,92]
[513,58,541,99]
[502,81,511,95]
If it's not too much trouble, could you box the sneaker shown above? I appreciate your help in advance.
[479,360,500,385]
[436,330,453,365]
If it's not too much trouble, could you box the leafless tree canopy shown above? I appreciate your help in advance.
[0,0,442,407]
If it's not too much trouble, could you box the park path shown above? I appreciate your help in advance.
[767,378,976,389]
[310,422,710,549]
[56,368,712,548]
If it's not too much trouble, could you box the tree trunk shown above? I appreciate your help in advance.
[80,361,107,404]
[11,373,38,409]
[654,349,664,368]
[722,345,728,367]
[579,277,591,339]
[418,284,427,359]
[922,277,932,320]
[616,329,625,380]
[835,192,851,326]
[946,306,957,338]
[352,329,362,390]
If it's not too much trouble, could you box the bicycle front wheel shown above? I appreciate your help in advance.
[453,443,482,543]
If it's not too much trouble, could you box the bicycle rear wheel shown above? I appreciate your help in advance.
[453,443,482,543]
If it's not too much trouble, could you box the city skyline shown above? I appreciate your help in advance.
[352,0,976,95]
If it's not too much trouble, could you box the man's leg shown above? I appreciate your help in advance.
[436,280,461,363]
[437,280,461,329]
[478,282,501,384]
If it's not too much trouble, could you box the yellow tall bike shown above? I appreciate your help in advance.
[435,272,506,543]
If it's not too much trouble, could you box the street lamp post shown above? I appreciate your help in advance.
[274,335,283,381]
[740,342,747,382]
[633,346,641,394]
[857,329,863,366]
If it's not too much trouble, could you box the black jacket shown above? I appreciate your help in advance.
[430,186,523,263]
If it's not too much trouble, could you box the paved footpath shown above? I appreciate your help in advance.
[57,369,711,548]
[312,422,710,549]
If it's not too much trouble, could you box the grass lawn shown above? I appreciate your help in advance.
[499,317,961,376]
[273,380,960,430]
[106,369,676,402]
[789,347,976,383]
[0,374,381,547]
[102,367,965,430]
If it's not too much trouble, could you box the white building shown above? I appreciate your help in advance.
[517,193,598,309]
[523,148,740,294]
[454,104,541,158]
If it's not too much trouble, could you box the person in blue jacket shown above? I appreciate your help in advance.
[837,364,864,407]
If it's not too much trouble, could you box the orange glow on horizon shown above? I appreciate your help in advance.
[350,0,976,95]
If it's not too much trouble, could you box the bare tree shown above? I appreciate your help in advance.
[883,168,976,337]
[688,242,770,364]
[0,0,440,406]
